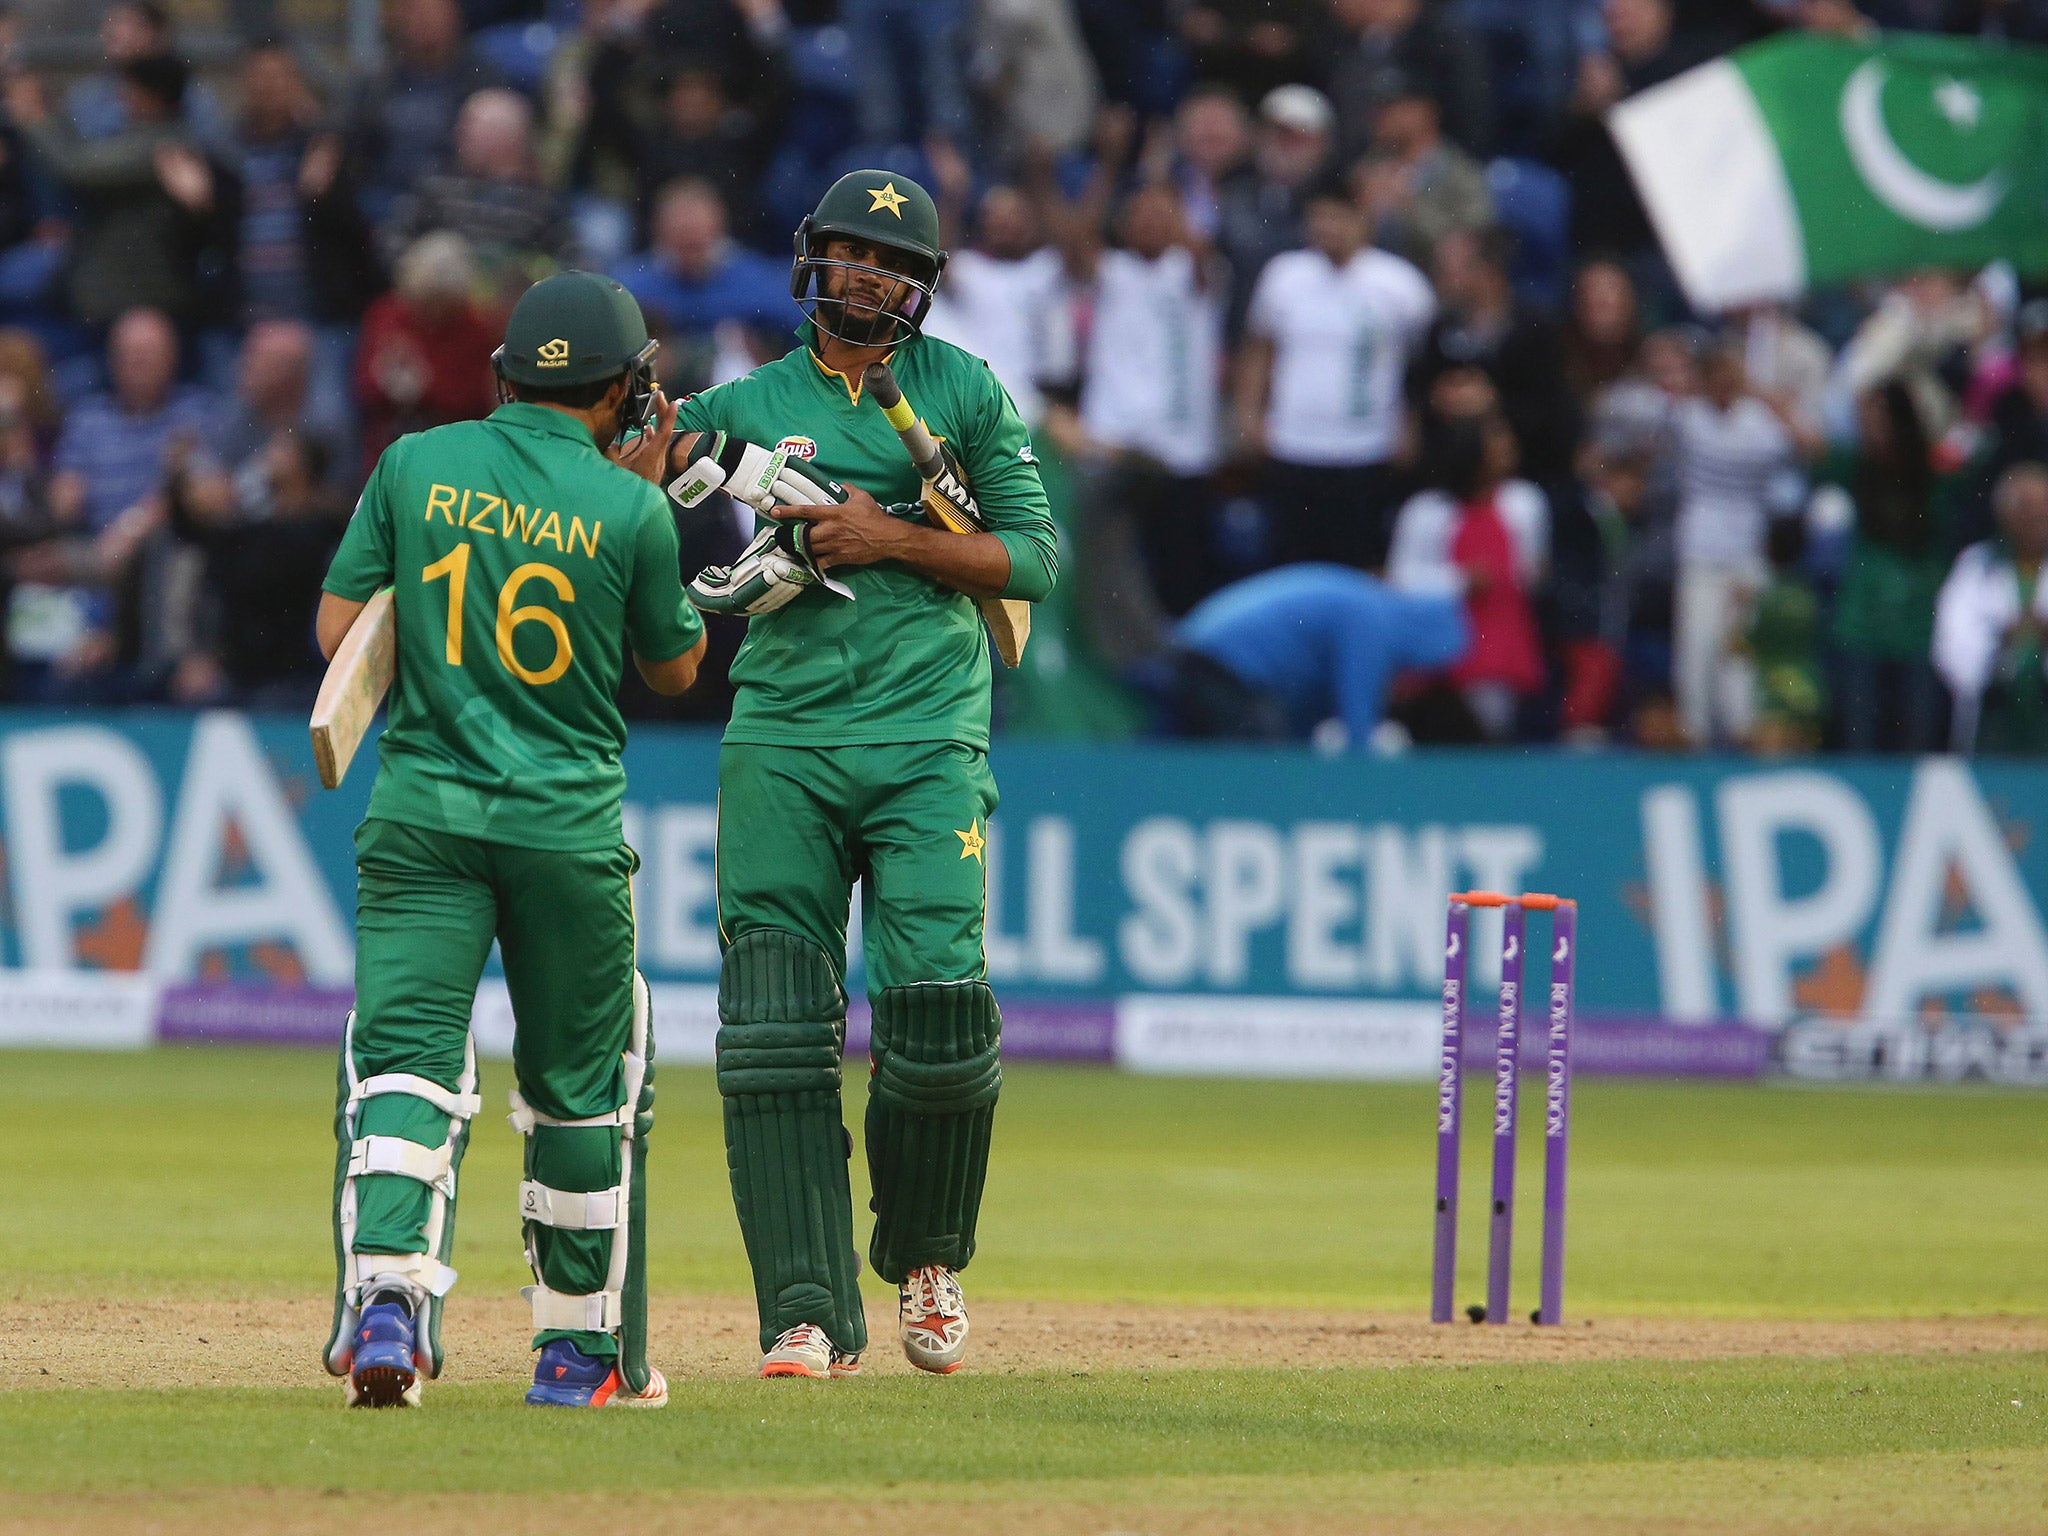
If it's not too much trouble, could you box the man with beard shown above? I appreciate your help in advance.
[660,170,1057,1379]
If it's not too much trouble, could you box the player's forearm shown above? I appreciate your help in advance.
[886,522,1013,599]
[634,633,708,695]
[317,591,368,660]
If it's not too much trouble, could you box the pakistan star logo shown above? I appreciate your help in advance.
[955,818,986,862]
[867,182,910,217]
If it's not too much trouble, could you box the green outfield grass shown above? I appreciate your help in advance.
[3,1046,2044,1532]
[3,1046,2043,1313]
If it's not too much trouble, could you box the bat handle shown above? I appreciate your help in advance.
[863,362,903,409]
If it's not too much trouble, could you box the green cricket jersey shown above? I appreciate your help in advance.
[323,403,704,851]
[675,324,1058,749]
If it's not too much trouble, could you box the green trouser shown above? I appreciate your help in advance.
[327,817,645,1372]
[716,741,1004,1354]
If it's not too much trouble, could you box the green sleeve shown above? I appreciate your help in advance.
[625,492,705,662]
[961,371,1059,603]
[322,450,397,600]
[674,385,728,439]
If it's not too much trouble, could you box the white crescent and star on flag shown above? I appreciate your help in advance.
[1839,59,2006,232]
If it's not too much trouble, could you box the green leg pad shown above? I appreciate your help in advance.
[865,981,1002,1284]
[526,1123,621,1360]
[717,929,865,1356]
[352,1094,454,1253]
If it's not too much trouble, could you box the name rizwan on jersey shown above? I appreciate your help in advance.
[422,483,604,558]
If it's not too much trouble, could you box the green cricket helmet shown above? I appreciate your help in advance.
[791,170,948,346]
[492,270,659,438]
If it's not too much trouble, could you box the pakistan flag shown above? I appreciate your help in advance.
[1609,34,2048,310]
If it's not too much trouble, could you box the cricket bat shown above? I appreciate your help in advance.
[309,587,395,790]
[862,363,1031,668]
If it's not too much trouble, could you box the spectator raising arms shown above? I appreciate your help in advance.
[227,41,380,331]
[1236,170,1434,570]
[1670,336,1796,748]
[10,56,235,329]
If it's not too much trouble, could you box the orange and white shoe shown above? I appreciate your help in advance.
[759,1323,834,1378]
[829,1349,863,1377]
[899,1264,969,1374]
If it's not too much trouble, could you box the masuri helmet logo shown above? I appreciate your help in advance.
[536,338,571,367]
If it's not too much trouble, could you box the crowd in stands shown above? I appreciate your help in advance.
[0,0,2044,755]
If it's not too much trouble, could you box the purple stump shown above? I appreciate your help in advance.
[1431,899,1471,1324]
[1538,901,1578,1325]
[1484,902,1526,1326]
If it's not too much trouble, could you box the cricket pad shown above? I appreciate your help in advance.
[716,928,865,1355]
[865,981,1002,1284]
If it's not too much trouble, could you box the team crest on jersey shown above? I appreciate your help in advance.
[776,435,819,460]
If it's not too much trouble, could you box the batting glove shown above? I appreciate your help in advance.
[668,431,849,513]
[686,522,853,616]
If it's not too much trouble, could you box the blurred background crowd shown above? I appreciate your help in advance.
[0,0,2043,756]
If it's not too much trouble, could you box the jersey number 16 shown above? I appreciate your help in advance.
[421,542,575,686]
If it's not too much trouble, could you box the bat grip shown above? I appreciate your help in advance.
[865,363,945,477]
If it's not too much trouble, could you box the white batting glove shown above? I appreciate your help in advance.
[668,433,851,512]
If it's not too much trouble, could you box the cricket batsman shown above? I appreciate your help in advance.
[662,170,1058,1377]
[315,271,707,1409]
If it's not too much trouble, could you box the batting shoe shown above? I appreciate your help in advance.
[525,1338,669,1408]
[758,1323,836,1379]
[345,1297,422,1408]
[899,1264,969,1374]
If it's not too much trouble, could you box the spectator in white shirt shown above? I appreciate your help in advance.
[1670,336,1797,748]
[1071,180,1227,627]
[1935,462,2048,755]
[1235,170,1435,570]
[921,182,1063,425]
